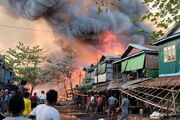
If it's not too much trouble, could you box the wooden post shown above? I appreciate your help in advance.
[171,87,176,114]
[96,59,99,84]
[79,72,82,85]
[119,92,121,106]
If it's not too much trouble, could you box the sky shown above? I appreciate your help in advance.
[0,5,61,54]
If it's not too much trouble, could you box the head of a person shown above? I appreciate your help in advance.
[9,94,24,116]
[41,91,45,94]
[23,92,30,98]
[34,93,37,96]
[46,90,58,105]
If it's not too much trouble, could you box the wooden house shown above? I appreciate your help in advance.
[154,24,180,77]
[113,44,159,80]
[83,64,95,84]
[94,55,121,83]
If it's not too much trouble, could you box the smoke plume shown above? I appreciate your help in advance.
[0,0,152,50]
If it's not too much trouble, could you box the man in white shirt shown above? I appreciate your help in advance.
[39,91,46,104]
[28,90,60,120]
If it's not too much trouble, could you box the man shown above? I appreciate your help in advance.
[74,94,81,109]
[39,91,46,104]
[3,89,10,114]
[31,93,38,109]
[3,94,30,120]
[120,94,130,120]
[96,93,104,114]
[108,94,118,117]
[85,93,91,112]
[28,89,60,120]
[90,93,96,112]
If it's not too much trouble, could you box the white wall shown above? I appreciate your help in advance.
[94,73,106,83]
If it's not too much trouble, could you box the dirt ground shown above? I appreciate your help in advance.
[58,102,179,120]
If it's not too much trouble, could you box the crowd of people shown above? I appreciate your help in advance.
[75,92,130,120]
[0,88,60,120]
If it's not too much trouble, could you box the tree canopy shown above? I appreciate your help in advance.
[5,42,47,89]
[96,0,180,40]
[142,0,180,40]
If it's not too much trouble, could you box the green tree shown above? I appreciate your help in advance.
[5,42,47,94]
[142,0,180,40]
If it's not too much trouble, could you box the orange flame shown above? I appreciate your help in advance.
[71,31,127,86]
[98,31,125,55]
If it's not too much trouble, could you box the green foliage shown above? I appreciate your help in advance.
[5,42,47,86]
[96,0,180,41]
[142,0,179,40]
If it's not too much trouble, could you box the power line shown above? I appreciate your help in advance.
[0,24,60,33]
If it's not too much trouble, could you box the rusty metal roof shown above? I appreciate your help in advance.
[144,76,180,87]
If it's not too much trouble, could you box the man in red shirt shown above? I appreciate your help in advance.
[31,93,38,109]
[96,93,104,114]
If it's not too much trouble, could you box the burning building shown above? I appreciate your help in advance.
[0,0,153,65]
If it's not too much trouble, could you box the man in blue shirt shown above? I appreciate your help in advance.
[108,94,118,117]
[120,94,130,120]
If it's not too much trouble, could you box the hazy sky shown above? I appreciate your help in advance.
[0,5,61,54]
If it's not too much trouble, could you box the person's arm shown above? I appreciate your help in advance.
[120,99,124,109]
[28,106,37,119]
[115,98,118,105]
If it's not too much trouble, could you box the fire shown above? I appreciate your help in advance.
[73,30,126,67]
[98,31,125,55]
[63,31,127,87]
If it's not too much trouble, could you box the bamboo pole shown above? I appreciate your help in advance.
[119,88,175,111]
[171,87,176,114]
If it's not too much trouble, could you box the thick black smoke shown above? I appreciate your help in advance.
[0,0,152,45]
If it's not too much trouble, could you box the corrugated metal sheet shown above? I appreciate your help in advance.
[144,76,180,87]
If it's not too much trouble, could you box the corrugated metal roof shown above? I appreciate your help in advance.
[128,44,155,51]
[153,33,180,45]
[144,76,180,87]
